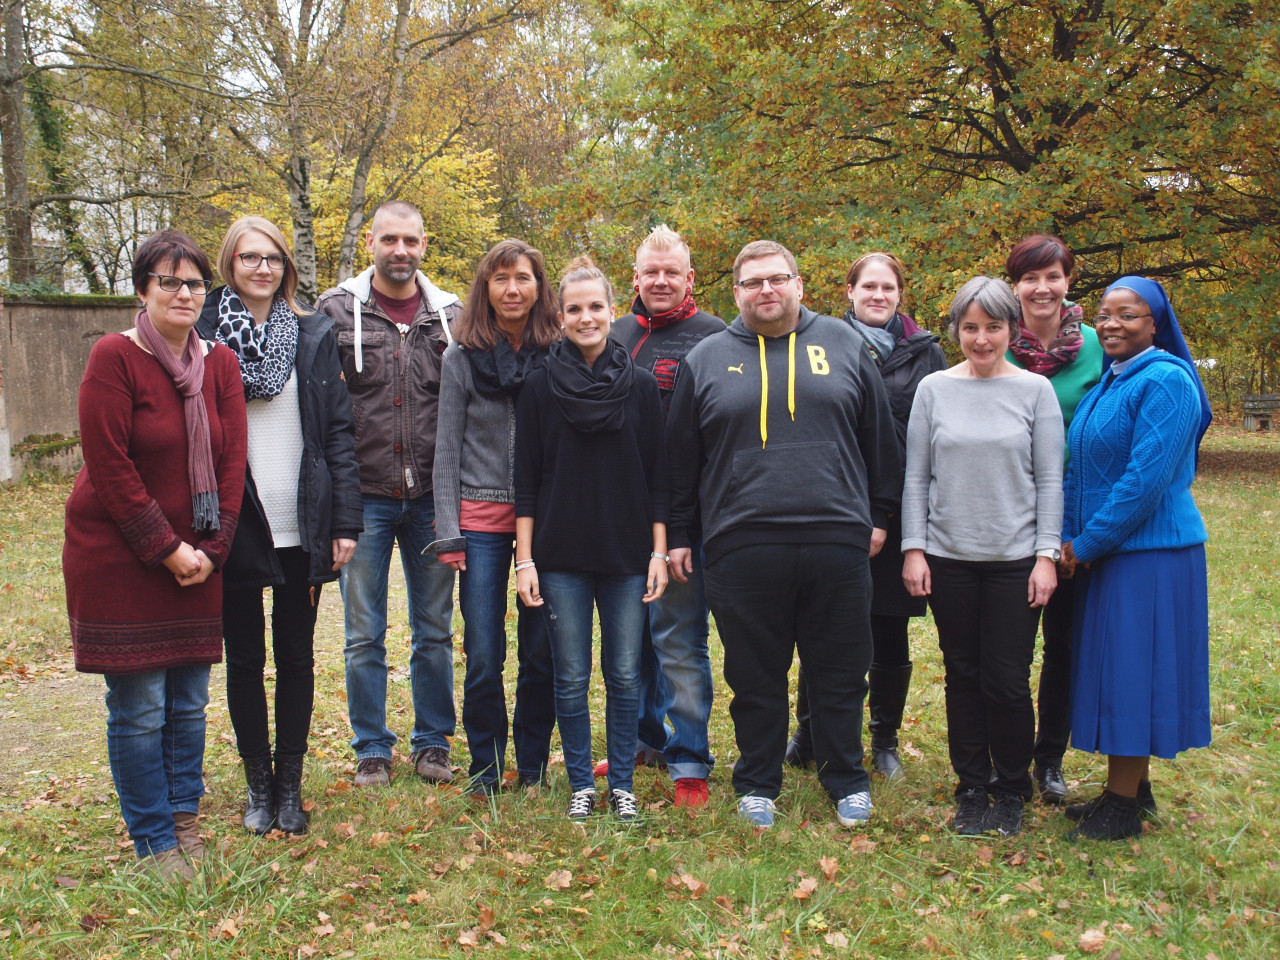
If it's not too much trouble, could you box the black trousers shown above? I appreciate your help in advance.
[794,613,910,727]
[1033,575,1074,766]
[927,554,1040,800]
[223,547,320,760]
[705,542,873,802]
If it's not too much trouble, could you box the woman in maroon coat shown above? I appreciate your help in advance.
[63,231,247,880]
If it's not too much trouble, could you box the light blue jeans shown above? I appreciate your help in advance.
[340,494,456,761]
[539,572,647,794]
[104,665,210,857]
[636,543,715,780]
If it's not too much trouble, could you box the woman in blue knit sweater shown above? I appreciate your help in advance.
[1059,276,1213,841]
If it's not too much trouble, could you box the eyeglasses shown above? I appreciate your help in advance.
[735,273,798,292]
[148,272,212,295]
[236,252,288,270]
[1092,313,1152,324]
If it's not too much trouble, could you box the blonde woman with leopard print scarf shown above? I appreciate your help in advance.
[197,217,364,839]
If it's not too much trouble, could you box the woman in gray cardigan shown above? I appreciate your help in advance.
[430,239,562,796]
[901,276,1063,840]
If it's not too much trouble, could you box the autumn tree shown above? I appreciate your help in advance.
[576,0,1280,333]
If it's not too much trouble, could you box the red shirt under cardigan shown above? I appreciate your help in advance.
[63,333,248,674]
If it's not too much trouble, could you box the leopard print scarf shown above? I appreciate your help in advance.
[215,287,299,400]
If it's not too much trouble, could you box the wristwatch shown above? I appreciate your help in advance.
[1036,548,1062,562]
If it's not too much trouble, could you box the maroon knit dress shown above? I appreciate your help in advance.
[64,333,248,675]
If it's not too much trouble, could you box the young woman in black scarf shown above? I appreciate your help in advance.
[514,257,669,822]
[429,239,562,797]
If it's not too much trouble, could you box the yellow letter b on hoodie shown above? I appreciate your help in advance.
[807,344,830,375]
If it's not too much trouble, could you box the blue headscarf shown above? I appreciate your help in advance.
[1104,275,1212,454]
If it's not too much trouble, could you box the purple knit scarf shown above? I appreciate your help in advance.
[135,308,220,531]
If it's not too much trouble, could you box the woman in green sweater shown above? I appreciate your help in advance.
[1003,234,1104,805]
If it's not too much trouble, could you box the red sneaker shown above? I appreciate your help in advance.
[674,777,709,808]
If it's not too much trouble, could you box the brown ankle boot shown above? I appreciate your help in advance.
[172,811,204,860]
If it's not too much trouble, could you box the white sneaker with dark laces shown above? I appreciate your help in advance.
[737,795,777,828]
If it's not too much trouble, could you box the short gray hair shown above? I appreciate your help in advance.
[948,276,1020,339]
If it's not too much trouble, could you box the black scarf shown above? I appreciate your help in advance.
[467,340,546,398]
[546,338,635,433]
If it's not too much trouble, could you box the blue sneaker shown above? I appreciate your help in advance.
[737,795,777,828]
[836,791,873,826]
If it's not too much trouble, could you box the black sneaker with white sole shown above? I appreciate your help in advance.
[608,789,639,821]
[565,788,596,821]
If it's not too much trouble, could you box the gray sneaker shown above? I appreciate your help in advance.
[412,746,453,784]
[354,756,392,787]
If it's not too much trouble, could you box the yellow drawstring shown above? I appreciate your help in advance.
[758,336,768,448]
[787,332,796,422]
[759,332,798,448]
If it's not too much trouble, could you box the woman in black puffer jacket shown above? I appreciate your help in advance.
[786,252,946,779]
[197,216,362,835]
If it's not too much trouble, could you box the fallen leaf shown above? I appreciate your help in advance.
[478,905,495,931]
[825,931,850,948]
[369,832,390,848]
[488,930,508,945]
[793,877,819,900]
[457,928,481,947]
[680,873,709,898]
[406,890,430,905]
[213,917,240,940]
[849,835,877,854]
[544,869,572,890]
[915,904,940,917]
[505,850,536,866]
[976,845,994,863]
[1016,877,1045,894]
[55,876,80,889]
[1078,928,1107,953]
[334,822,356,839]
[819,857,838,882]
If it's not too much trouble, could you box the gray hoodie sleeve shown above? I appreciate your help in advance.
[429,345,469,554]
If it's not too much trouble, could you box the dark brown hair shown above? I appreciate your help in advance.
[132,230,212,295]
[845,251,906,290]
[1005,234,1074,282]
[455,239,562,351]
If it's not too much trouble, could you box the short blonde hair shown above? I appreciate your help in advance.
[559,255,614,305]
[636,224,690,268]
[217,216,304,315]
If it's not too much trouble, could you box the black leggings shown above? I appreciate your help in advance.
[223,547,320,760]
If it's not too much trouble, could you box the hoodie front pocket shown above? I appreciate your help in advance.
[727,441,851,525]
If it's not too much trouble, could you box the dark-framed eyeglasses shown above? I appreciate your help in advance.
[735,273,799,292]
[148,272,212,295]
[236,252,288,270]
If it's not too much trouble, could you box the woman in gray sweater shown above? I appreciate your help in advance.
[430,239,562,796]
[901,276,1063,839]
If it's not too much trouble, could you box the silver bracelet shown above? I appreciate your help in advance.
[514,560,536,572]
[651,552,669,562]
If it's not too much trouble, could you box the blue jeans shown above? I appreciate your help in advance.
[104,666,210,857]
[539,572,647,794]
[340,494,456,760]
[458,530,556,789]
[636,543,715,780]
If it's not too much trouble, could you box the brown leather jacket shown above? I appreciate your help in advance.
[315,267,463,499]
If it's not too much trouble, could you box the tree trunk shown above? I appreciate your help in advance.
[1,0,34,286]
[287,152,318,303]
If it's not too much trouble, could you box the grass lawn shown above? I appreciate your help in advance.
[0,427,1276,959]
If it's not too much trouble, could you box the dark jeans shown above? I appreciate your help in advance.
[928,554,1040,800]
[224,546,319,760]
[794,613,910,727]
[458,530,556,788]
[706,542,873,802]
[1033,575,1074,767]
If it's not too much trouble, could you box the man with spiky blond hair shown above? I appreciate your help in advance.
[603,224,725,808]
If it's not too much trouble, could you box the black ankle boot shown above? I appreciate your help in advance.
[273,753,309,835]
[868,662,913,780]
[242,754,276,835]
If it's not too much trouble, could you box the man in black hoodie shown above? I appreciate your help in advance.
[666,240,902,829]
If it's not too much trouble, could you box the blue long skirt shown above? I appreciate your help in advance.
[1070,545,1210,759]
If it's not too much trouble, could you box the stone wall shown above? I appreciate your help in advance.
[0,294,138,481]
